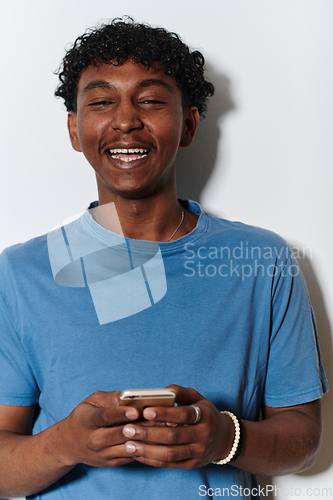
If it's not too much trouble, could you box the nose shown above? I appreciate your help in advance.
[111,101,143,133]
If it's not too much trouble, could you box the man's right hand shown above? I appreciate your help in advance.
[57,391,140,468]
[0,391,139,498]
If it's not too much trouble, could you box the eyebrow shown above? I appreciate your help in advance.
[83,78,173,93]
[137,79,172,92]
[83,80,112,93]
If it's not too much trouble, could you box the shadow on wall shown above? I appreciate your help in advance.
[296,254,333,476]
[176,61,333,493]
[176,64,235,203]
[257,255,333,499]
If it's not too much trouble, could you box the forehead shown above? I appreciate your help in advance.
[76,59,181,98]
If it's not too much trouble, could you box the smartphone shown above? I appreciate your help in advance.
[119,388,176,411]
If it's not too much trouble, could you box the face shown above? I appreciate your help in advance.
[67,59,199,204]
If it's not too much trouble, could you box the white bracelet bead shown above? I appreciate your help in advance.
[212,411,241,465]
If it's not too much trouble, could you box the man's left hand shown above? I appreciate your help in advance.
[122,384,234,468]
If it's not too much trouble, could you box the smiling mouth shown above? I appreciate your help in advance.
[107,148,150,163]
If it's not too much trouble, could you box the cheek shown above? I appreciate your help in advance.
[151,118,184,150]
[77,115,109,149]
[165,112,186,144]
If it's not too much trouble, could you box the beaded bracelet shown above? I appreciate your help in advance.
[212,411,244,465]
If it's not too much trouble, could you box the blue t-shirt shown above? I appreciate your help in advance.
[0,200,328,499]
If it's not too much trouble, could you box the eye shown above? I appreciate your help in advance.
[88,100,113,107]
[141,100,162,103]
[139,99,166,106]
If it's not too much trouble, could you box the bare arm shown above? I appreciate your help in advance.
[0,387,322,497]
[233,400,322,475]
[0,404,75,498]
[0,392,140,499]
[122,385,323,476]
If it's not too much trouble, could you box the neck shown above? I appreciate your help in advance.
[93,191,198,242]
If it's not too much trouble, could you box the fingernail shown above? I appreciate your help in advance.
[143,409,156,419]
[123,425,136,437]
[125,442,137,453]
[126,409,138,419]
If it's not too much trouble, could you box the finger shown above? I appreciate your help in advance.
[84,440,137,467]
[124,440,201,467]
[142,403,202,426]
[82,390,139,426]
[89,425,135,449]
[166,385,204,406]
[140,421,168,428]
[86,456,136,468]
[134,455,198,469]
[107,458,135,467]
[85,390,121,408]
[123,421,199,445]
[84,403,139,428]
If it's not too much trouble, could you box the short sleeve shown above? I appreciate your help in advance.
[0,251,39,406]
[264,250,328,407]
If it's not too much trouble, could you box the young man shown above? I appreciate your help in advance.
[0,18,328,500]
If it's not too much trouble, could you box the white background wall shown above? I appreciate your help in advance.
[0,0,332,499]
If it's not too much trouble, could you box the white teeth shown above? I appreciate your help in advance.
[109,148,149,154]
[119,156,145,163]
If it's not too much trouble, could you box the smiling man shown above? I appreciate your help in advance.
[0,18,328,500]
[66,59,200,239]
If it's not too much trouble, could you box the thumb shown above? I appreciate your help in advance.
[166,384,205,405]
[85,390,121,408]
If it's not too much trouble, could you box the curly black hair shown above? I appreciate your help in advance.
[55,17,214,116]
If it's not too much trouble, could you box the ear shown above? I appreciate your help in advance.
[179,106,200,147]
[67,111,82,152]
